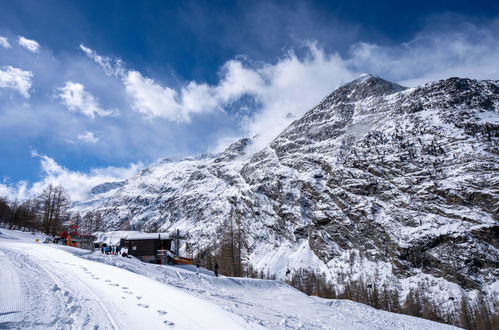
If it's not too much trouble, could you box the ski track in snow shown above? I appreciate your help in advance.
[0,230,249,329]
[0,228,459,329]
[0,250,24,327]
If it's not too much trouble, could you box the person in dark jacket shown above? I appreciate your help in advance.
[214,262,219,277]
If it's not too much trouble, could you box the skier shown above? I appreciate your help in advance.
[214,262,219,277]
[101,246,105,254]
[286,268,291,276]
[196,260,201,275]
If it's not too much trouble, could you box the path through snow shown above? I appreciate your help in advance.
[0,228,459,329]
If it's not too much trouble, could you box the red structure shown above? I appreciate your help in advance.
[57,226,95,250]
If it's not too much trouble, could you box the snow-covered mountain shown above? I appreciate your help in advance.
[75,75,499,312]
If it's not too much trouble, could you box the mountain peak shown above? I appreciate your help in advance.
[332,74,407,103]
[214,137,254,163]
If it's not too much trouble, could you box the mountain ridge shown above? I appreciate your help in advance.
[74,75,499,315]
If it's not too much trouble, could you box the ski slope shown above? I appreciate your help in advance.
[0,228,459,329]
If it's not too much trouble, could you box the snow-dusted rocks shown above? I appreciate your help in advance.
[75,76,498,310]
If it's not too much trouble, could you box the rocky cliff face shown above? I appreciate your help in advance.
[75,75,499,308]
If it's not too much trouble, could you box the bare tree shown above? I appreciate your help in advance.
[37,185,71,235]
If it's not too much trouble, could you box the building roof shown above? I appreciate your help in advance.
[93,230,174,245]
[124,232,171,241]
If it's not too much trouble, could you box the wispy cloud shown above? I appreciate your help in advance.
[77,131,99,144]
[347,21,499,86]
[0,36,11,48]
[79,44,124,77]
[17,36,40,53]
[58,81,116,118]
[81,19,499,152]
[0,151,143,202]
[0,66,33,98]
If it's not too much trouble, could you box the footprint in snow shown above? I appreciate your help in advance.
[108,283,119,287]
[121,286,129,289]
[137,303,149,308]
[123,291,133,295]
[163,320,175,327]
[136,296,142,300]
[157,310,168,315]
[104,279,111,282]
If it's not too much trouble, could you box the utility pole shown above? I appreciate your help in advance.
[176,229,180,256]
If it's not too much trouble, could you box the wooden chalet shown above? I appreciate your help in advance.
[121,233,172,263]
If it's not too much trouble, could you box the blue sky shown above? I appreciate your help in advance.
[1,0,498,201]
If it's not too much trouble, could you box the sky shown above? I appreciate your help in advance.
[0,0,498,202]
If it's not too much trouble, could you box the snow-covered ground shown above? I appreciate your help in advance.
[0,228,458,329]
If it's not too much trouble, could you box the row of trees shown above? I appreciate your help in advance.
[0,185,72,235]
[193,225,498,330]
[285,268,498,330]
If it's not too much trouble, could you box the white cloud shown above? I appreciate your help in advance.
[0,181,28,201]
[80,20,499,152]
[347,23,499,86]
[124,70,182,120]
[245,43,355,150]
[58,81,116,118]
[78,131,99,144]
[80,44,124,77]
[0,66,33,98]
[2,151,143,202]
[86,44,348,128]
[122,64,265,122]
[17,36,40,53]
[0,36,11,48]
[82,45,266,122]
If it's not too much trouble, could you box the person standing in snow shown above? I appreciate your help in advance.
[196,260,200,274]
[101,246,104,254]
[214,262,219,277]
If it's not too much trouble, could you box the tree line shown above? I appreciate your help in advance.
[0,184,74,235]
[192,230,498,330]
[272,268,498,330]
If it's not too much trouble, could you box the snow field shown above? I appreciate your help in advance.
[0,228,459,329]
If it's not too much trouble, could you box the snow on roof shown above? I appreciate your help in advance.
[93,231,172,245]
[125,232,171,240]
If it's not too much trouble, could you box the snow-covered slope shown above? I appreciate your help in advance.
[74,76,499,311]
[0,228,458,329]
